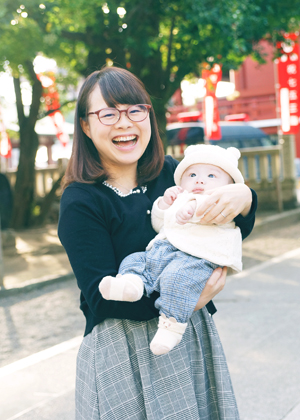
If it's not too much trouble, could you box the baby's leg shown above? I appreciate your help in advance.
[150,314,188,355]
[104,239,176,301]
[99,252,147,302]
[156,255,218,322]
[99,273,144,302]
[150,255,219,355]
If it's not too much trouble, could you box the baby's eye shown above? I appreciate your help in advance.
[189,173,196,177]
[208,174,216,178]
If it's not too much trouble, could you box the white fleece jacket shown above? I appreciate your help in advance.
[147,191,242,274]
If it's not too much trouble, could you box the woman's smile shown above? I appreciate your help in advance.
[112,134,139,149]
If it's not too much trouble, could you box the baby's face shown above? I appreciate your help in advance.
[180,163,233,193]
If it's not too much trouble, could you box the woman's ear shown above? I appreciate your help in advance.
[80,118,91,138]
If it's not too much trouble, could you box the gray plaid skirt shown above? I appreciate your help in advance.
[75,308,239,420]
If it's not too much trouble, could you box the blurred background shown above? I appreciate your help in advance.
[1,4,300,419]
[0,0,300,231]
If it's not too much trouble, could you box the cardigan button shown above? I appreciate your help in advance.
[147,210,151,214]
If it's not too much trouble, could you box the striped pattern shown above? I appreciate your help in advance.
[75,309,239,420]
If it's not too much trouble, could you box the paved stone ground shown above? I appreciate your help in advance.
[242,221,300,269]
[1,225,72,289]
[214,247,300,420]
[0,278,84,368]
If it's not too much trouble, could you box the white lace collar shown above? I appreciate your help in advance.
[102,181,147,197]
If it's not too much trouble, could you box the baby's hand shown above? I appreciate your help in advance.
[176,200,196,225]
[159,186,183,209]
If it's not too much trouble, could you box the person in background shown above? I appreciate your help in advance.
[58,66,257,420]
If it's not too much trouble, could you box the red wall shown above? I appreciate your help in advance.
[167,40,300,157]
[231,40,300,157]
[218,41,277,121]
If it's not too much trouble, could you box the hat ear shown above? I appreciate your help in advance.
[227,147,241,160]
[184,145,197,157]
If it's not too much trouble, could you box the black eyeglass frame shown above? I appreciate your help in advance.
[87,104,152,125]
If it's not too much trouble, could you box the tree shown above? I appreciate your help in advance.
[0,0,299,228]
[45,0,300,131]
[0,0,76,228]
[0,2,44,228]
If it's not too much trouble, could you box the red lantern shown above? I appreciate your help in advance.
[0,105,12,158]
[202,64,222,140]
[275,33,300,134]
[38,73,70,147]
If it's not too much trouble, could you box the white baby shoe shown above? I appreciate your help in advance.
[150,313,187,355]
[99,273,144,302]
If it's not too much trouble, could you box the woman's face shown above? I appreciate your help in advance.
[80,85,151,173]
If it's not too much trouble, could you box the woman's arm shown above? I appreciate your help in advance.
[234,189,257,240]
[194,267,227,311]
[58,186,159,322]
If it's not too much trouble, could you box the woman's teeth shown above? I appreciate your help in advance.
[113,136,137,146]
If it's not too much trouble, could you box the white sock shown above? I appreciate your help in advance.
[150,314,187,355]
[99,273,144,302]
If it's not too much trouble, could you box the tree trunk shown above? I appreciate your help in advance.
[11,127,39,228]
[34,175,63,226]
[11,66,43,229]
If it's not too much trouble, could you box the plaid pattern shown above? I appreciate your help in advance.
[75,309,239,420]
[119,239,219,323]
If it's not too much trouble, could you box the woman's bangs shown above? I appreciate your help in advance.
[99,72,149,107]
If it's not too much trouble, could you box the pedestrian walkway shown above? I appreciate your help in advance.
[0,225,73,294]
[0,336,80,420]
[0,246,300,420]
[214,247,300,420]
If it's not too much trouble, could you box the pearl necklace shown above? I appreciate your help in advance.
[103,181,147,197]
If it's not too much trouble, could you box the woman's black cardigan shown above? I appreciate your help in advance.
[58,155,257,336]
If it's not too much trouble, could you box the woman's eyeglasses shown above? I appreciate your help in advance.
[88,104,151,126]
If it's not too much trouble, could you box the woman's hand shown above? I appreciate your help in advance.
[195,184,252,225]
[194,267,227,311]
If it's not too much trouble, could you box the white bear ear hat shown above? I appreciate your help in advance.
[174,144,244,186]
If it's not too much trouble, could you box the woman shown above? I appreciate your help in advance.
[58,66,256,420]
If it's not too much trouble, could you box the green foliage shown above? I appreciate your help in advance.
[38,0,300,102]
[1,0,299,104]
[0,0,79,93]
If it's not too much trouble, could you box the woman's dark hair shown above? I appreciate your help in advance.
[62,66,165,189]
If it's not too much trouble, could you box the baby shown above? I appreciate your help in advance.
[99,144,244,355]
